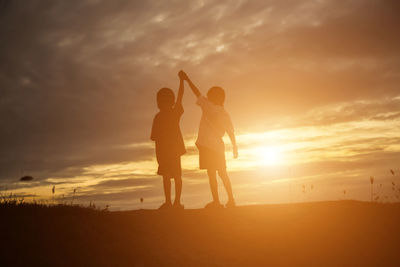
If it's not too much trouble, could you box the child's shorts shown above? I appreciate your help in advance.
[197,145,226,171]
[157,155,181,178]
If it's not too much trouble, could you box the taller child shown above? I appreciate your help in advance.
[150,73,185,210]
[179,70,237,208]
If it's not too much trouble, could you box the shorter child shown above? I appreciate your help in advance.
[179,70,237,208]
[150,74,185,209]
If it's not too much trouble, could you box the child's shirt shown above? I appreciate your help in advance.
[195,96,234,154]
[151,103,186,158]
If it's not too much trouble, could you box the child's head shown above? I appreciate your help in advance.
[207,86,225,106]
[157,87,175,110]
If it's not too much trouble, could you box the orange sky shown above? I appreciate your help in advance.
[1,0,399,209]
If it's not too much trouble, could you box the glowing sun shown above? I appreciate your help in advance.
[256,146,283,166]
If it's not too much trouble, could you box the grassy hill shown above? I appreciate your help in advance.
[1,201,399,266]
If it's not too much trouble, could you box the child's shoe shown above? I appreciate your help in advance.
[158,202,172,210]
[205,201,223,209]
[173,202,184,210]
[225,200,236,208]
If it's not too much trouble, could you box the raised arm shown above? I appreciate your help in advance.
[179,70,201,97]
[176,74,184,105]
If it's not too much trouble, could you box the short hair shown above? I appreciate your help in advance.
[157,87,175,109]
[207,86,225,106]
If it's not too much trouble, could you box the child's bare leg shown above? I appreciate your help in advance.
[207,169,220,203]
[163,176,172,204]
[218,169,234,202]
[174,176,182,205]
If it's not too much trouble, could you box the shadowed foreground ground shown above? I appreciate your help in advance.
[1,201,399,266]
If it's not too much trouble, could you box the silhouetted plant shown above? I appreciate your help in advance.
[370,176,374,202]
[20,176,34,181]
[302,184,306,202]
[389,169,400,202]
[89,201,96,209]
[51,185,56,204]
[373,183,383,203]
[1,194,109,212]
[71,188,77,205]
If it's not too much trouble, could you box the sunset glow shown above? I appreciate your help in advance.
[257,146,283,166]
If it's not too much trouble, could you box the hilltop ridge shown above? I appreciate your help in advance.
[1,201,399,266]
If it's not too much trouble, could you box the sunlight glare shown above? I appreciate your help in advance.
[256,146,283,166]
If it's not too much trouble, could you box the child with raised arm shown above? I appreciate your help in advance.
[150,74,185,210]
[179,70,237,208]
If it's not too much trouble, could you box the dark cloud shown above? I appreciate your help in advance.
[294,97,400,128]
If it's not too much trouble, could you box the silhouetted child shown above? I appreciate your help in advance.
[150,74,185,210]
[179,70,237,208]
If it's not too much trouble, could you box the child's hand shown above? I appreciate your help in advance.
[179,70,188,81]
[233,145,238,159]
